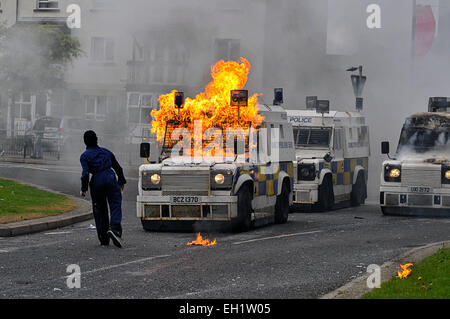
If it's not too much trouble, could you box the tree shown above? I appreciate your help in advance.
[0,23,83,93]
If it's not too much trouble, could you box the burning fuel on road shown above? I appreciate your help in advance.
[187,233,217,247]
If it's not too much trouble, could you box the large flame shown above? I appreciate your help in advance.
[151,58,263,153]
[397,263,413,279]
[187,233,217,247]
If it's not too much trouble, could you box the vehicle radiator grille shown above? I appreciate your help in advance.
[162,168,210,196]
[402,168,441,188]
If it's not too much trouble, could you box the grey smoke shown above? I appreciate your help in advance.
[5,0,450,201]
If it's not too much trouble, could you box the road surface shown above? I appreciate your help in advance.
[0,162,449,298]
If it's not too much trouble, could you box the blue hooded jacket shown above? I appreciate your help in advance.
[80,146,126,192]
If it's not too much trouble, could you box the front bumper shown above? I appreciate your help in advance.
[380,185,450,215]
[137,195,238,221]
[292,183,318,204]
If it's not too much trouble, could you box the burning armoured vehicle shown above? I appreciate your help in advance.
[380,97,450,216]
[287,99,370,212]
[136,59,296,232]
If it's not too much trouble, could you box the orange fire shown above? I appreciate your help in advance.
[397,263,413,279]
[187,233,217,247]
[151,58,263,155]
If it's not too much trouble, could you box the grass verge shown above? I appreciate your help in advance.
[363,247,450,299]
[0,178,77,224]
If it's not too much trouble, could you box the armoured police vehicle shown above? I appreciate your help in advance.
[137,91,296,232]
[380,97,450,216]
[287,99,370,212]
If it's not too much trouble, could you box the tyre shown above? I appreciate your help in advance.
[316,175,334,212]
[351,172,367,207]
[275,180,290,223]
[231,184,253,232]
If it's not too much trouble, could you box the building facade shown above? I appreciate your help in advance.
[0,0,267,141]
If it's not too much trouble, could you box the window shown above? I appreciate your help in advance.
[294,127,332,147]
[333,128,343,150]
[84,96,116,121]
[152,48,165,83]
[167,50,180,83]
[214,39,240,61]
[14,93,32,121]
[37,0,59,9]
[359,126,369,145]
[127,93,155,124]
[91,37,115,62]
[130,45,187,85]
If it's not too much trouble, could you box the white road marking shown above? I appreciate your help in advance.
[26,166,50,171]
[0,249,9,253]
[44,231,72,235]
[232,230,323,245]
[0,240,62,253]
[62,254,171,278]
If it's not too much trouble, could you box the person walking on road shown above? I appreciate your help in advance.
[80,130,126,248]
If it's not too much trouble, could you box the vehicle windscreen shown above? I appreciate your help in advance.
[33,118,62,131]
[293,127,331,148]
[161,121,251,161]
[398,127,449,152]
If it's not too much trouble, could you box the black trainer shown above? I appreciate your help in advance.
[107,230,123,248]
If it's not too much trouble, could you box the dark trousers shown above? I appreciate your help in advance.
[89,170,123,244]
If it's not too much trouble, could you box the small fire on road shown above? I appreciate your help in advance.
[187,233,217,247]
[397,263,413,279]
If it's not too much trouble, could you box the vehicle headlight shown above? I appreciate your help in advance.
[142,171,161,190]
[211,170,233,190]
[214,173,225,184]
[384,165,401,182]
[298,164,316,181]
[442,166,450,184]
[389,168,401,178]
[151,173,161,184]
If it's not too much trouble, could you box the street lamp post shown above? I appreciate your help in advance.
[347,65,367,112]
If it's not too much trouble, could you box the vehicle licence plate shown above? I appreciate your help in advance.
[409,186,432,193]
[170,196,200,204]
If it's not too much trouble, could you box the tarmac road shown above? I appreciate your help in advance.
[0,162,449,299]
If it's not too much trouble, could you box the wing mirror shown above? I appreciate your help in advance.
[381,141,390,155]
[140,142,150,158]
[381,141,393,159]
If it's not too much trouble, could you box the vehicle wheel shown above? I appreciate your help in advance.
[316,176,334,212]
[275,180,290,223]
[231,185,253,232]
[351,172,366,207]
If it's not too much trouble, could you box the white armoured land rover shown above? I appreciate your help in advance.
[137,103,296,232]
[287,108,370,212]
[380,97,450,216]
